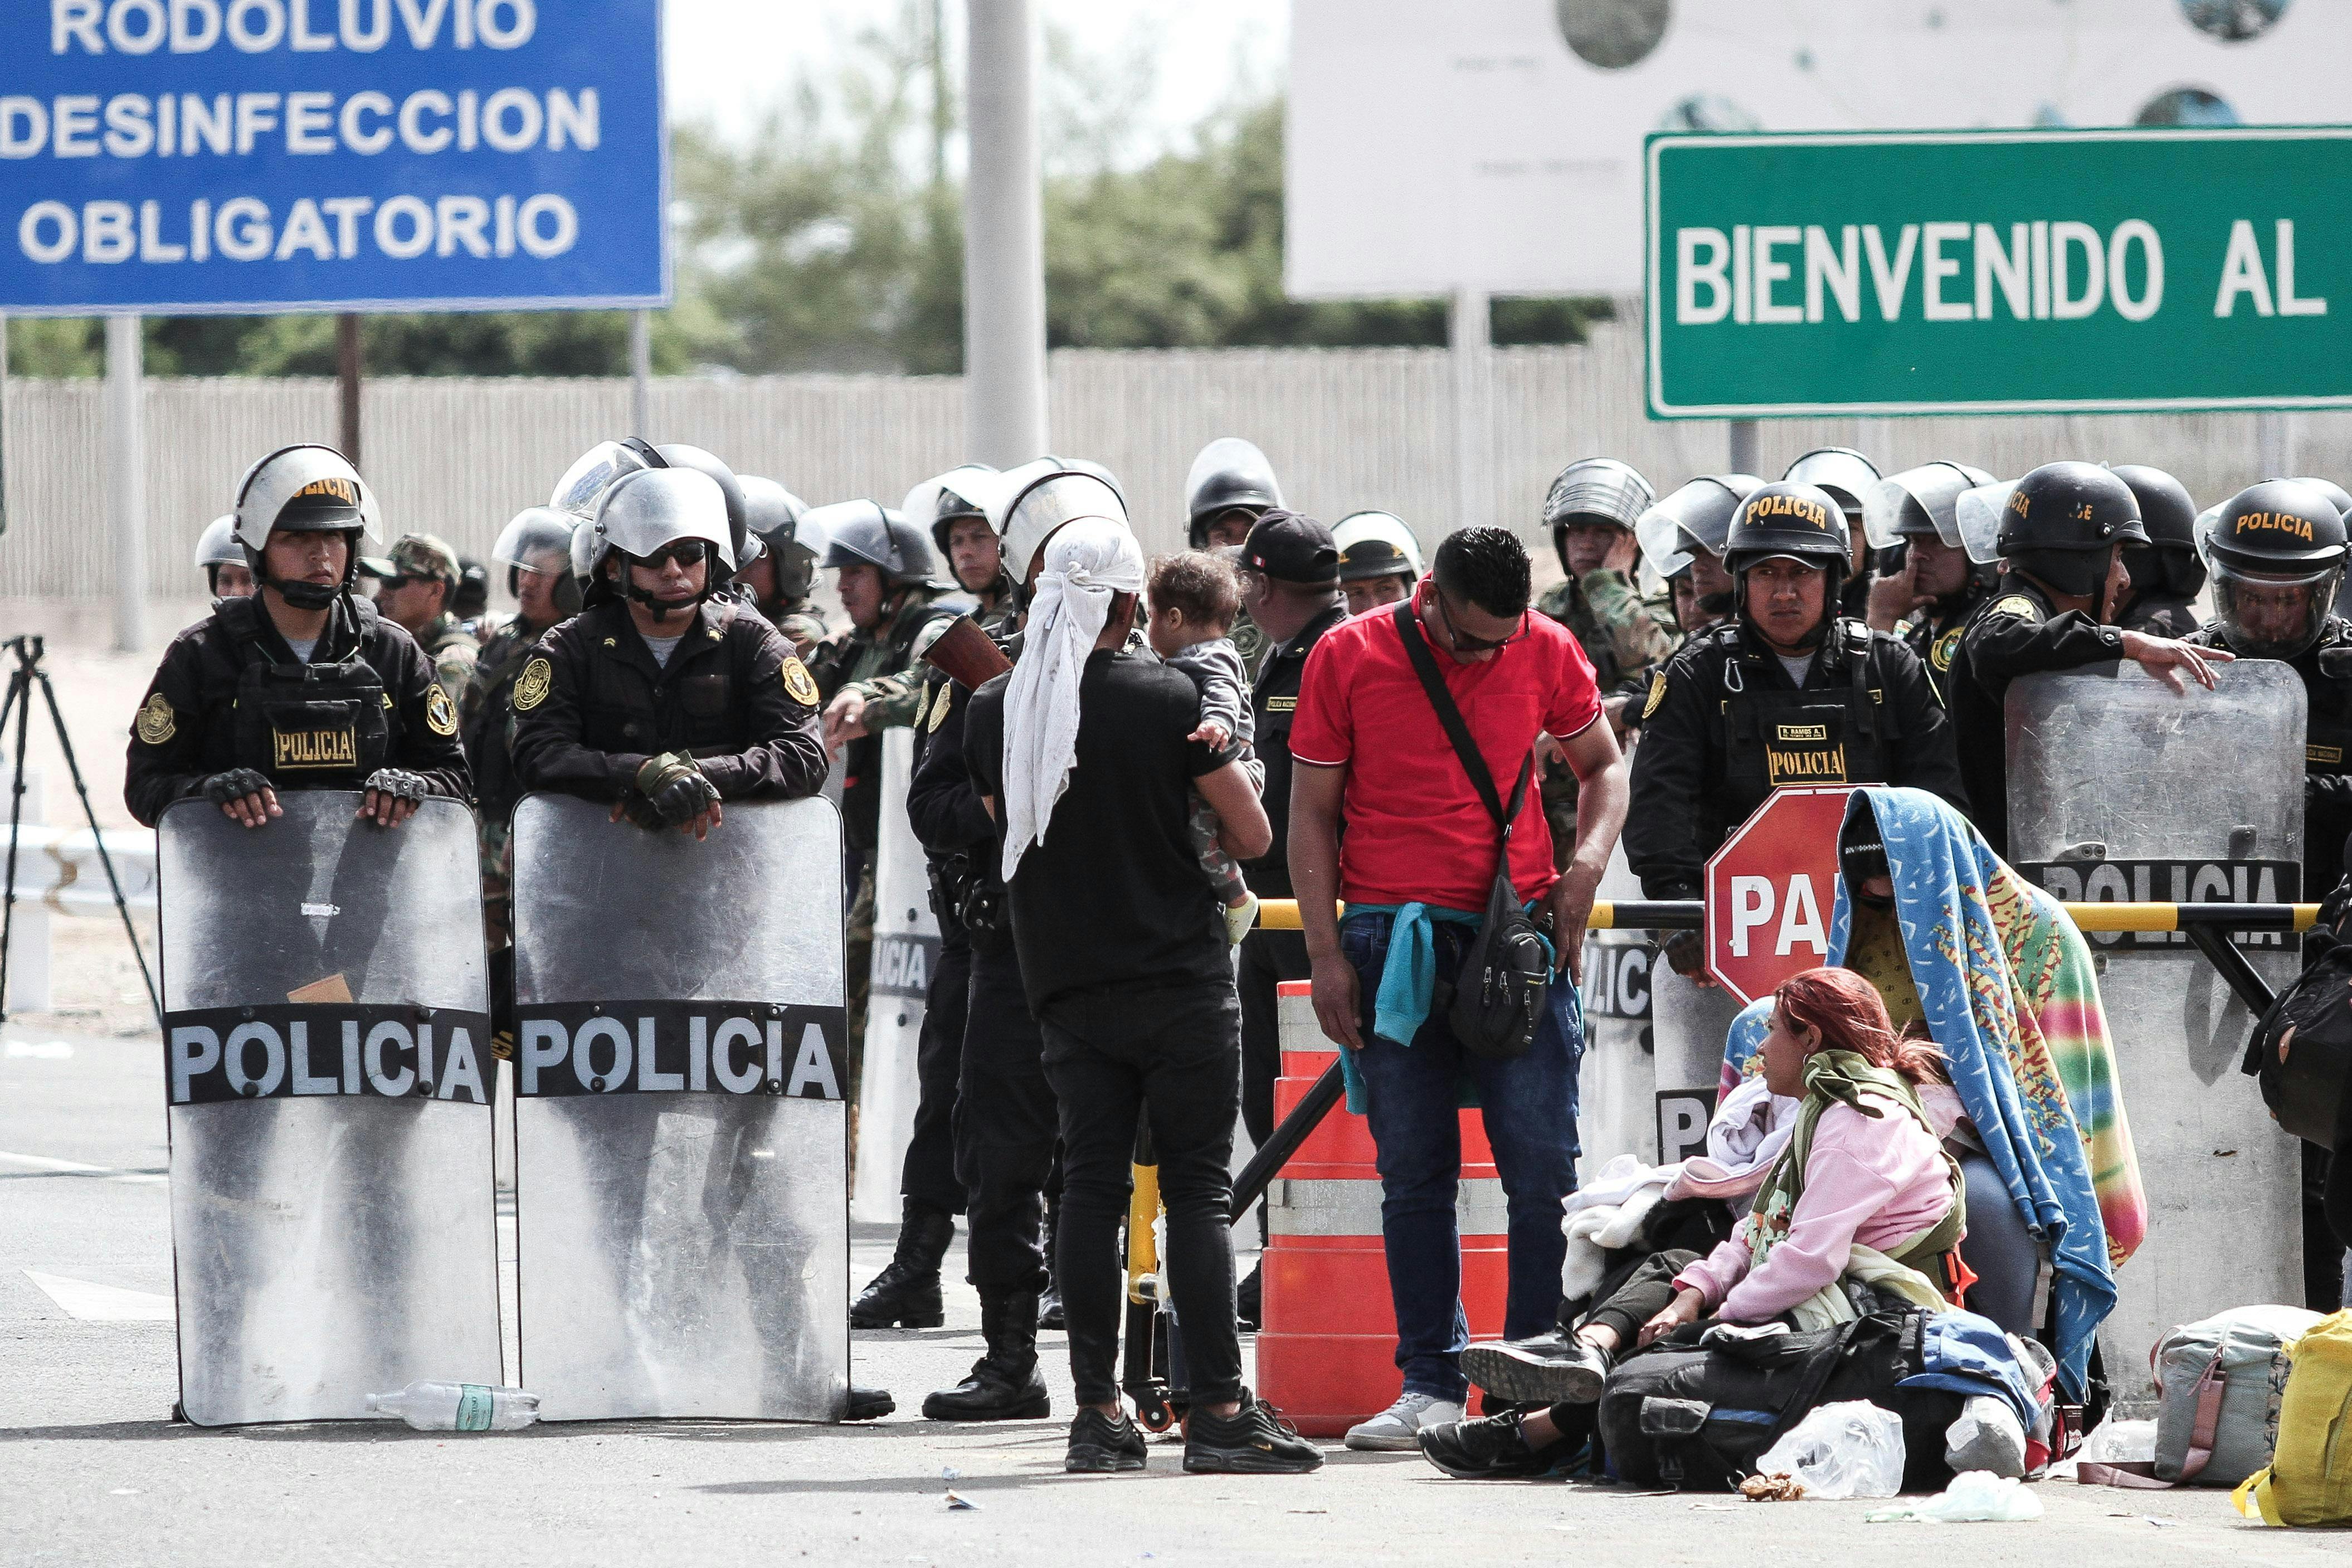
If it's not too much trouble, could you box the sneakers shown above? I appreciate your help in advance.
[1462,1333,1611,1405]
[1343,1390,1465,1452]
[1065,1407,1149,1473]
[1185,1391,1326,1474]
[1224,892,1262,947]
[1416,1410,1566,1479]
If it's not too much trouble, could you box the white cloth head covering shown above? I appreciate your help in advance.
[1000,517,1145,880]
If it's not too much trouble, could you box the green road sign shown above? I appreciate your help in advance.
[1645,128,2352,420]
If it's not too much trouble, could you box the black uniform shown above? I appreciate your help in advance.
[899,666,990,1220]
[1942,576,2126,859]
[2121,595,2201,641]
[126,594,469,827]
[806,592,960,853]
[2188,616,2352,896]
[1624,619,1968,899]
[1235,601,1346,1166]
[1900,588,1988,705]
[508,598,826,803]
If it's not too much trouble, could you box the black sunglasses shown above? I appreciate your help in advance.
[1430,585,1526,653]
[641,540,711,570]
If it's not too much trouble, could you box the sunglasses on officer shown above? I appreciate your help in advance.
[637,540,711,571]
[1428,582,1527,654]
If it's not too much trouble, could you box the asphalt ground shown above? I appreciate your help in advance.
[4,1017,2345,1568]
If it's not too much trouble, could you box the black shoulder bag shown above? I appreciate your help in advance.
[1390,600,1552,1060]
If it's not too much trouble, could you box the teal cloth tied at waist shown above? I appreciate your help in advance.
[1338,902,1483,1114]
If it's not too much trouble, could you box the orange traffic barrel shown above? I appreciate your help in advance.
[1253,980,1508,1436]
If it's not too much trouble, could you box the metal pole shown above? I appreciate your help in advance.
[105,316,146,654]
[336,314,362,468]
[963,0,1048,464]
[630,310,652,436]
[1,309,10,540]
[1727,418,1760,476]
[1450,287,1491,531]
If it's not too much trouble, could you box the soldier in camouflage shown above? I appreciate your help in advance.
[737,475,832,655]
[366,532,480,707]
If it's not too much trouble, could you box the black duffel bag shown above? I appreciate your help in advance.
[1596,1308,1961,1492]
[2242,883,2352,1246]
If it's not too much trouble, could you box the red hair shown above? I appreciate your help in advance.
[1773,967,1945,1085]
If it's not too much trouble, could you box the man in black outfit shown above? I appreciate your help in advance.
[1230,509,1347,1325]
[965,514,1321,1477]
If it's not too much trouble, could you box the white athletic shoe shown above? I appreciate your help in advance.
[1225,892,1260,947]
[1344,1391,1465,1452]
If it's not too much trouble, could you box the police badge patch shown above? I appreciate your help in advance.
[1932,627,1961,672]
[781,656,821,708]
[513,656,553,712]
[425,684,459,737]
[1643,671,1668,719]
[1989,596,2039,620]
[928,686,952,732]
[135,691,176,744]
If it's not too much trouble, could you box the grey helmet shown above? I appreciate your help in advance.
[1184,437,1283,548]
[550,439,655,523]
[907,464,1002,554]
[1543,458,1654,576]
[740,476,814,605]
[230,444,381,611]
[578,468,735,616]
[491,506,583,618]
[651,442,757,577]
[809,500,939,590]
[1633,475,1759,581]
[1331,510,1425,584]
[993,458,1130,587]
[194,513,242,572]
[1781,447,1881,527]
[1862,462,1996,551]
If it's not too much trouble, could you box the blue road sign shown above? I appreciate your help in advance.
[0,0,666,315]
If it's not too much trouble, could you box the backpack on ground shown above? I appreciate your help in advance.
[2235,1310,2352,1526]
[2078,1306,2321,1489]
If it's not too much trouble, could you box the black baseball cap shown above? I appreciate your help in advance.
[1237,508,1339,585]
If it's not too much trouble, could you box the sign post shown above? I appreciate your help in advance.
[1703,786,1853,1006]
[1647,128,2352,419]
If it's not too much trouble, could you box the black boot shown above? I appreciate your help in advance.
[852,1201,953,1329]
[1038,1197,1065,1331]
[922,1291,1050,1421]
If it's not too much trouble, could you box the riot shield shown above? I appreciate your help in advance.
[2007,663,2305,1398]
[1649,965,1744,1165]
[510,793,848,1422]
[851,728,936,1223]
[156,793,498,1428]
[1577,839,1658,1168]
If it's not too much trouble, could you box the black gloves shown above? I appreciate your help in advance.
[2307,772,2352,808]
[364,767,430,805]
[632,752,719,827]
[1661,929,1707,978]
[201,768,270,805]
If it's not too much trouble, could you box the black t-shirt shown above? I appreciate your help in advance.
[966,648,1241,1027]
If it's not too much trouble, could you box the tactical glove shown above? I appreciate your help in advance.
[363,767,430,805]
[200,768,271,805]
[634,752,718,826]
[1661,928,1707,978]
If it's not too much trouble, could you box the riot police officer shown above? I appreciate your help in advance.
[1942,461,2226,857]
[1185,436,1285,670]
[1331,510,1424,617]
[1635,474,1756,641]
[1859,462,1998,686]
[734,476,829,654]
[454,556,493,636]
[1625,481,1967,975]
[1784,447,1882,620]
[913,464,1020,629]
[126,445,469,830]
[194,514,253,600]
[2114,465,2208,639]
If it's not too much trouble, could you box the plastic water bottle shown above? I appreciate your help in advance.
[365,1380,540,1431]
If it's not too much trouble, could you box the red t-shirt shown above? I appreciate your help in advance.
[1289,596,1603,910]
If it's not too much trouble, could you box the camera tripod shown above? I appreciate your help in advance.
[0,634,159,1028]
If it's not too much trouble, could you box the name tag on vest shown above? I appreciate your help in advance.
[274,725,357,770]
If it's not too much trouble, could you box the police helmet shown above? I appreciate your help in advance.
[231,444,380,610]
[194,514,250,598]
[549,439,654,523]
[811,501,940,590]
[1861,462,1995,551]
[492,507,584,617]
[994,458,1130,587]
[454,557,489,621]
[1782,447,1881,525]
[1184,438,1282,548]
[578,468,735,612]
[907,464,1002,555]
[1994,461,2150,600]
[2293,476,2352,521]
[1724,480,1851,625]
[1331,511,1425,584]
[2112,464,2207,603]
[739,476,815,605]
[652,443,757,577]
[1633,475,1758,580]
[2200,478,2350,659]
[1542,457,1654,574]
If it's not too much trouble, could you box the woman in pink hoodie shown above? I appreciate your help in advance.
[1419,967,1961,1481]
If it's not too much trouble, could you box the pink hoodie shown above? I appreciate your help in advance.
[1673,1091,1954,1324]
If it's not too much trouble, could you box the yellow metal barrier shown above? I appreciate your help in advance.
[1255,898,2318,934]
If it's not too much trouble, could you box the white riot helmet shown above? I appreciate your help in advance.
[580,468,735,620]
[1331,511,1425,584]
[194,513,252,598]
[991,458,1129,588]
[492,506,583,619]
[230,444,379,610]
[549,438,658,523]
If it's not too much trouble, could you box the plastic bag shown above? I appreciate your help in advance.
[1754,1400,1907,1501]
[1866,1471,2046,1523]
[2073,1419,2156,1465]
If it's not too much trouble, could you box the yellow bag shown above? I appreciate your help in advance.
[2233,1310,2352,1527]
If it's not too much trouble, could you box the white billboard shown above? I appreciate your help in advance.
[1286,0,2352,298]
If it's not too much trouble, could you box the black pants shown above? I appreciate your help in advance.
[900,919,972,1217]
[954,943,1057,1294]
[1043,988,1245,1410]
[1236,928,1309,1239]
[1542,1248,1703,1429]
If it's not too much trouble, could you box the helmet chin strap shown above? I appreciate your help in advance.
[627,578,700,623]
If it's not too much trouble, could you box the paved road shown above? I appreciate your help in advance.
[1,1020,2335,1567]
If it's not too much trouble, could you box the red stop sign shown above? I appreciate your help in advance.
[1704,786,1854,1006]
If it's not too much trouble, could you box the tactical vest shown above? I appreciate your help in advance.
[1714,621,1898,817]
[220,597,391,788]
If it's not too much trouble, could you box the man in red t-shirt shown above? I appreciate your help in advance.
[1287,525,1628,1451]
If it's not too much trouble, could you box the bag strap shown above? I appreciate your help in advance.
[1390,599,1535,836]
[2175,1347,2230,1483]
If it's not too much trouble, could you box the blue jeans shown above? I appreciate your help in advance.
[1341,911,1582,1403]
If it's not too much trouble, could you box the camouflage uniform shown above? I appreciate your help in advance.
[460,615,552,951]
[371,535,480,706]
[766,596,832,657]
[1535,569,1677,863]
[417,611,480,708]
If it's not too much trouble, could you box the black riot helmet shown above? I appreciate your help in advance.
[2111,464,2207,604]
[1184,437,1283,548]
[739,476,814,606]
[1724,480,1851,642]
[454,557,490,621]
[2200,478,2350,659]
[1996,461,2149,602]
[2293,476,2352,520]
[814,501,941,590]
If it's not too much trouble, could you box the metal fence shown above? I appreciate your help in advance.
[8,303,2351,601]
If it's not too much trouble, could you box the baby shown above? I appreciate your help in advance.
[1146,550,1266,944]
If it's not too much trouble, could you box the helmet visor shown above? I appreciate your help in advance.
[550,441,652,522]
[1862,465,1971,552]
[1955,481,2015,566]
[1635,508,1694,580]
[2212,561,2338,658]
